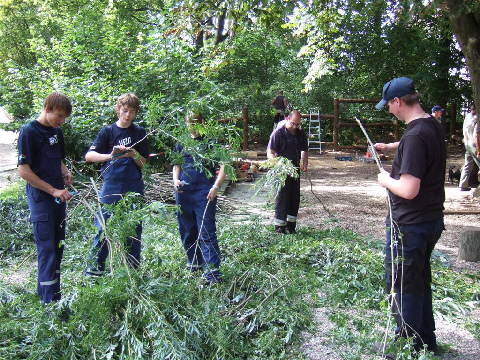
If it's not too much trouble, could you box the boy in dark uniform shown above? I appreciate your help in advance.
[267,110,309,234]
[18,92,74,304]
[172,113,227,284]
[85,93,148,277]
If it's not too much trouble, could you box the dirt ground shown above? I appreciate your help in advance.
[226,146,480,360]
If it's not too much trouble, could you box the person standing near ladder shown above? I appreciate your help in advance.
[267,110,309,234]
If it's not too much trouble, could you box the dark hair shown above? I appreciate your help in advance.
[400,92,420,106]
[116,93,140,113]
[44,92,72,116]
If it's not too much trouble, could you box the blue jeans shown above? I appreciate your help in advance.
[385,218,444,350]
[176,186,221,281]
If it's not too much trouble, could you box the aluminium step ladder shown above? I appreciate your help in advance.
[307,109,322,153]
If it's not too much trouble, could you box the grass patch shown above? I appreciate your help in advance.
[0,182,479,359]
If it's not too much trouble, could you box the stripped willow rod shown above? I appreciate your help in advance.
[355,115,403,356]
[354,116,383,171]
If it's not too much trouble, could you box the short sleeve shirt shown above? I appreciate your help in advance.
[87,123,148,182]
[268,125,308,167]
[17,120,66,182]
[388,116,446,224]
[173,136,217,186]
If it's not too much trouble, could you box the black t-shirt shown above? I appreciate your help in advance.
[388,116,446,224]
[268,125,308,167]
[275,96,286,110]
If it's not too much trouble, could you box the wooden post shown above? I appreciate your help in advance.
[333,98,339,151]
[458,227,480,262]
[242,107,248,151]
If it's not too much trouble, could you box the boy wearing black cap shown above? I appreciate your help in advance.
[373,77,445,356]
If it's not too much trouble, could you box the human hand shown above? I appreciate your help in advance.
[53,188,73,203]
[377,169,390,187]
[173,179,187,193]
[63,171,73,186]
[111,145,132,159]
[374,143,387,153]
[207,185,219,200]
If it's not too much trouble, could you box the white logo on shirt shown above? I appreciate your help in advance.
[49,135,58,145]
[118,137,131,146]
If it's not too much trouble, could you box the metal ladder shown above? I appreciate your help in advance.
[307,109,322,153]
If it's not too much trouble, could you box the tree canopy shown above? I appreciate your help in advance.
[0,0,478,158]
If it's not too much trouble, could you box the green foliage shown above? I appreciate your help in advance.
[0,181,33,256]
[253,156,299,202]
[0,180,479,359]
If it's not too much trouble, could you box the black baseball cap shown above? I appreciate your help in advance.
[376,77,416,109]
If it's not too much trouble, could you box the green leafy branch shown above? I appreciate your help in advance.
[253,156,299,202]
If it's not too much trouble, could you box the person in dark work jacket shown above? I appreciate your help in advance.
[85,93,148,277]
[267,110,309,234]
[172,113,226,285]
[18,92,74,304]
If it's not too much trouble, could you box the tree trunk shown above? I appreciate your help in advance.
[446,1,480,109]
[458,227,480,262]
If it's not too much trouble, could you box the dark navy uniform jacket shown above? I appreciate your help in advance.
[87,122,148,204]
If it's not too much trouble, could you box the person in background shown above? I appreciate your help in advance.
[173,113,226,285]
[459,104,480,191]
[373,77,445,357]
[431,105,444,122]
[85,93,148,277]
[267,110,309,234]
[271,90,288,127]
[18,92,73,304]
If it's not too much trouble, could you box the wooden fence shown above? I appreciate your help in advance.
[221,99,458,152]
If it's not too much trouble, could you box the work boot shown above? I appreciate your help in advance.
[286,222,296,234]
[275,225,286,234]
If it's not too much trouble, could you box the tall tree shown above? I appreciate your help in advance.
[445,0,480,107]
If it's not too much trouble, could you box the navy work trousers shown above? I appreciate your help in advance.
[86,207,142,276]
[385,218,444,350]
[176,186,221,281]
[27,185,66,304]
[275,175,300,226]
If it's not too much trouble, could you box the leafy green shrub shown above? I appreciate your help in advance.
[0,181,33,256]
